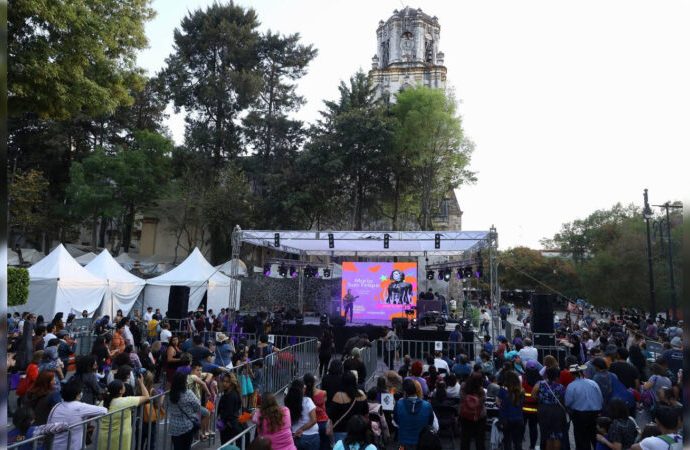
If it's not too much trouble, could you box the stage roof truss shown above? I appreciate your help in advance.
[237,229,492,256]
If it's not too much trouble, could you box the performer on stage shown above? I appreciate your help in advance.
[385,269,414,305]
[343,289,359,323]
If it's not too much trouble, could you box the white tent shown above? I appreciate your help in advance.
[216,258,248,277]
[145,248,239,313]
[114,252,138,271]
[86,250,146,317]
[75,252,98,266]
[11,244,107,318]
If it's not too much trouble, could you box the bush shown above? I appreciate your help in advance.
[8,267,29,306]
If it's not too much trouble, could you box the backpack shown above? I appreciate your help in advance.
[460,394,483,421]
[417,425,442,450]
[610,373,635,408]
[656,434,682,450]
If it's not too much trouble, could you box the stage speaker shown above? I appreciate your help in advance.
[167,286,190,319]
[391,318,409,331]
[331,315,346,327]
[531,293,555,346]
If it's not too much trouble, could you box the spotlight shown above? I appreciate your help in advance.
[426,270,435,280]
[383,233,390,249]
[304,265,313,277]
[320,313,329,326]
[328,233,334,249]
[274,233,280,247]
[437,271,444,281]
[411,318,418,329]
[464,267,473,278]
[323,268,331,278]
[443,268,452,282]
[278,264,288,277]
[263,263,271,276]
[456,268,463,280]
[434,233,441,249]
[289,266,297,278]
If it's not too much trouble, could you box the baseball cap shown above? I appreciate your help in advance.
[525,360,539,370]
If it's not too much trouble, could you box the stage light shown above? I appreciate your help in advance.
[304,265,312,277]
[464,267,473,278]
[434,233,441,249]
[456,268,463,280]
[323,268,331,278]
[476,264,483,278]
[274,233,280,247]
[328,233,334,249]
[263,263,271,276]
[278,264,288,277]
[383,233,390,249]
[320,314,329,326]
[411,318,418,329]
[426,270,435,280]
[289,266,297,278]
[437,271,444,281]
[443,268,452,282]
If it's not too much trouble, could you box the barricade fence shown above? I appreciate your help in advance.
[9,339,320,450]
[377,339,482,370]
[360,341,379,388]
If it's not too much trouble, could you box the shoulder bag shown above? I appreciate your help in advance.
[326,399,357,437]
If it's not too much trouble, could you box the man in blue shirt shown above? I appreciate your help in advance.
[394,379,435,448]
[565,364,603,450]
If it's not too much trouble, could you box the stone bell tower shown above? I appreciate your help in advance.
[369,7,447,101]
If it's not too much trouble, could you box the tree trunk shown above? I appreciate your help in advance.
[122,204,135,253]
[98,215,108,248]
[392,175,400,231]
[91,215,99,251]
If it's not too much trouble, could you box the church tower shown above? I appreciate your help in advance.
[369,7,447,101]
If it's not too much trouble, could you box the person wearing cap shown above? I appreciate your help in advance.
[565,364,603,450]
[661,337,683,380]
[215,333,234,368]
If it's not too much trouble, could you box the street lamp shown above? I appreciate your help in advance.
[652,201,682,321]
[642,189,656,319]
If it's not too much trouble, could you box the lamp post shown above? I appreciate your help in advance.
[642,189,656,319]
[652,201,682,321]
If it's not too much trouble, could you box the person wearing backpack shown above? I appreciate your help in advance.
[394,379,435,450]
[459,372,487,450]
[631,405,682,450]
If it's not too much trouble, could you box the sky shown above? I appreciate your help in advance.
[136,0,690,250]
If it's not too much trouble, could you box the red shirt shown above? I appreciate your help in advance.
[312,390,329,422]
[559,369,575,387]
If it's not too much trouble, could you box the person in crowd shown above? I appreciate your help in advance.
[91,335,114,371]
[385,370,403,395]
[627,345,648,382]
[591,357,615,408]
[322,359,344,406]
[533,366,567,450]
[8,407,68,450]
[285,378,320,450]
[398,354,412,378]
[188,335,212,364]
[333,415,378,450]
[631,404,682,450]
[318,328,335,377]
[122,344,142,372]
[39,345,64,390]
[642,363,672,405]
[445,373,461,399]
[113,365,136,396]
[110,322,126,355]
[47,379,107,450]
[120,317,135,347]
[609,347,640,391]
[141,371,164,450]
[43,323,57,347]
[17,350,43,405]
[459,372,487,450]
[478,351,495,377]
[166,335,184,387]
[661,337,682,381]
[405,360,429,397]
[425,365,439,392]
[235,349,255,409]
[33,325,46,352]
[159,322,172,345]
[138,341,157,372]
[540,355,560,378]
[256,334,279,358]
[497,370,525,450]
[187,361,213,439]
[559,356,578,388]
[518,338,538,363]
[217,372,244,444]
[304,373,330,450]
[16,314,37,370]
[394,378,435,450]
[327,371,369,444]
[483,335,494,354]
[215,333,234,368]
[595,417,614,450]
[72,355,103,405]
[595,399,639,450]
[25,370,62,426]
[366,387,390,445]
[565,364,604,450]
[252,393,296,450]
[55,330,75,368]
[167,372,202,450]
[343,347,367,388]
[97,376,150,450]
[433,350,450,374]
[521,360,540,450]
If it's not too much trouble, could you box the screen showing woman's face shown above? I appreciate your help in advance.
[392,271,402,282]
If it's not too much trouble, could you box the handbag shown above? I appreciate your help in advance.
[326,399,357,437]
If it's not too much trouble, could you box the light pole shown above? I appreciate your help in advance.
[652,201,682,321]
[642,189,656,319]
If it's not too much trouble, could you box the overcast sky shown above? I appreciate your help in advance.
[136,0,689,250]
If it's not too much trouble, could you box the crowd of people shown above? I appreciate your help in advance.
[5,304,686,450]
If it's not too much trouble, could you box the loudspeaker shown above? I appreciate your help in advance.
[391,318,409,331]
[531,293,555,345]
[331,315,346,327]
[167,286,190,319]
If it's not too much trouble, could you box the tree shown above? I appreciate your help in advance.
[8,169,50,247]
[9,0,155,119]
[163,2,263,163]
[498,247,581,299]
[391,86,476,230]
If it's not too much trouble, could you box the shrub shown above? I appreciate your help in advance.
[8,267,29,306]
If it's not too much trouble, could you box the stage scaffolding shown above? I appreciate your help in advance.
[229,226,499,314]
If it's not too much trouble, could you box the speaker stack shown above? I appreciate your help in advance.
[531,293,555,347]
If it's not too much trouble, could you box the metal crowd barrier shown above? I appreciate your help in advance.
[360,341,379,387]
[377,339,482,370]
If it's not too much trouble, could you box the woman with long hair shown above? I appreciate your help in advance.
[252,392,296,450]
[318,329,334,378]
[110,323,126,355]
[167,372,202,450]
[304,373,329,450]
[460,372,487,450]
[595,399,638,450]
[326,371,368,444]
[333,415,377,450]
[628,344,648,382]
[141,371,164,450]
[91,335,113,371]
[522,362,541,450]
[321,359,344,407]
[284,378,320,450]
[74,354,103,405]
[17,350,43,404]
[217,373,244,444]
[97,376,150,450]
[166,335,183,387]
[532,366,567,450]
[25,370,61,425]
[497,370,525,450]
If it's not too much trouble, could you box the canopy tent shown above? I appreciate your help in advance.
[238,230,492,256]
[75,252,98,266]
[145,248,240,313]
[86,250,146,317]
[216,258,248,277]
[114,252,138,271]
[10,244,107,318]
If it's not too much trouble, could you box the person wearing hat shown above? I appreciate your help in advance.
[565,364,603,450]
[661,337,683,380]
[215,333,234,368]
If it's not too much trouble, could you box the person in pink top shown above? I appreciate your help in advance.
[252,393,297,450]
